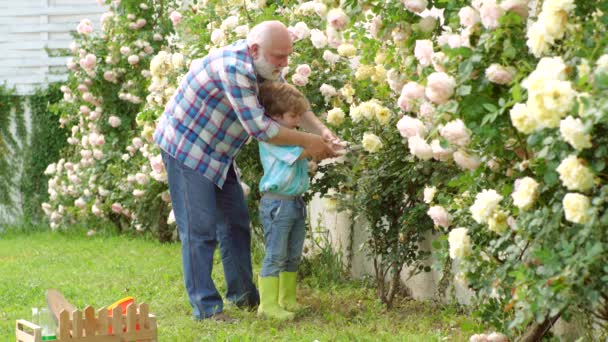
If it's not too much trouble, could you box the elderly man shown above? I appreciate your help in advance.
[154,20,340,321]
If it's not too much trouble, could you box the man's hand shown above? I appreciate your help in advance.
[305,134,340,161]
[320,128,347,154]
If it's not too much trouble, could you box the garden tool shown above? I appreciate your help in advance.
[46,289,76,324]
[257,276,295,321]
[278,271,304,312]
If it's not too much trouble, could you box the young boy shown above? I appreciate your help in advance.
[256,81,312,321]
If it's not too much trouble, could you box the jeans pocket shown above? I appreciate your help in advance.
[260,199,282,224]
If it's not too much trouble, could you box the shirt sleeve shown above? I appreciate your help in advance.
[219,63,280,141]
[261,142,304,166]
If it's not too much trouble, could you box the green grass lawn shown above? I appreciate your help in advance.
[0,229,484,341]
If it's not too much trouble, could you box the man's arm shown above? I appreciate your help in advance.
[267,126,338,161]
[300,110,336,140]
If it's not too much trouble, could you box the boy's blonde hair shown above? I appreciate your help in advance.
[258,81,310,118]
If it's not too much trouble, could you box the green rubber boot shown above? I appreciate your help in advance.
[257,276,295,321]
[278,272,304,312]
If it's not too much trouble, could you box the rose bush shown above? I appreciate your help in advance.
[42,0,608,337]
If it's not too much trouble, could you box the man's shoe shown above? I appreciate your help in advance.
[208,312,236,323]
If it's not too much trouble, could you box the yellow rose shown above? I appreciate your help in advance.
[337,43,357,57]
[326,108,345,126]
[362,132,383,153]
[510,103,538,134]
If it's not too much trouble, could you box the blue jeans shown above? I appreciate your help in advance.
[161,151,259,319]
[259,197,307,277]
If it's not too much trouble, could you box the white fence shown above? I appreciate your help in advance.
[0,0,106,95]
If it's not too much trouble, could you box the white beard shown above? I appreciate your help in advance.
[253,53,282,81]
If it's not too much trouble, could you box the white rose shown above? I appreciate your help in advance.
[511,177,539,210]
[470,189,503,224]
[453,150,481,171]
[448,227,472,259]
[556,155,595,192]
[310,29,328,49]
[414,40,433,66]
[459,6,480,27]
[560,116,592,150]
[322,50,340,65]
[480,0,504,30]
[423,186,436,203]
[320,84,337,98]
[402,0,428,13]
[563,193,591,224]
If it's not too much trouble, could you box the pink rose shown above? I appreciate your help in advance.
[120,46,131,55]
[150,155,164,173]
[127,55,140,65]
[103,70,117,83]
[397,115,427,138]
[296,64,312,77]
[459,6,480,27]
[398,81,426,111]
[79,54,97,70]
[427,205,452,228]
[453,150,481,170]
[108,115,121,127]
[136,18,147,29]
[327,8,349,30]
[480,0,504,30]
[79,105,91,115]
[485,64,515,85]
[169,11,182,26]
[322,50,339,65]
[292,73,309,87]
[425,72,456,104]
[132,137,144,149]
[431,139,453,161]
[408,135,433,160]
[414,40,434,66]
[440,119,471,147]
[111,203,123,214]
[500,0,528,19]
[77,19,93,35]
[402,0,428,13]
[418,102,435,119]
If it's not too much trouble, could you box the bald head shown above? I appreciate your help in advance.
[246,20,291,49]
[247,20,293,79]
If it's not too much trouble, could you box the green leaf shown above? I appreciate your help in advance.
[457,85,472,96]
[482,103,498,112]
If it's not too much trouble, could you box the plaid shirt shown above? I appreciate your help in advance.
[154,39,280,188]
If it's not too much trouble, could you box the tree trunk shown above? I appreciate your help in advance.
[518,314,561,342]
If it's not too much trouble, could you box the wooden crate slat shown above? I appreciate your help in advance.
[111,306,122,337]
[125,303,137,333]
[96,307,108,336]
[58,310,71,340]
[83,306,96,337]
[72,309,83,338]
[138,303,149,330]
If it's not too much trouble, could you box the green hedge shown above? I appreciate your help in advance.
[0,84,25,214]
[20,84,67,221]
